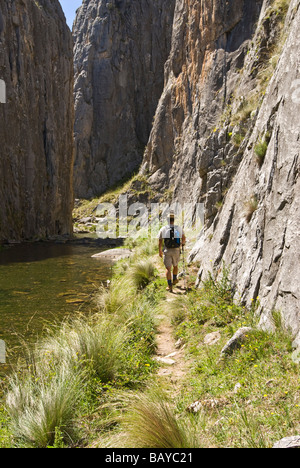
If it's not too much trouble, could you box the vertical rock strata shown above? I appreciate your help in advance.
[138,0,299,343]
[141,0,264,208]
[0,0,74,242]
[190,0,300,345]
[73,0,176,198]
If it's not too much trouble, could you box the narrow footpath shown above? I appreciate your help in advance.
[153,256,193,396]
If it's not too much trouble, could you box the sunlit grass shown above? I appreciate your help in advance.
[6,361,84,447]
[105,386,201,448]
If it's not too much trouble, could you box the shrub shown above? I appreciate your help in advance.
[255,139,268,167]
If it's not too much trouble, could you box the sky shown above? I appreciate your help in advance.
[59,0,83,28]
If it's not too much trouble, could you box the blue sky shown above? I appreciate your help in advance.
[59,0,83,28]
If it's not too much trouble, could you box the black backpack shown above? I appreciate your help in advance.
[164,226,181,249]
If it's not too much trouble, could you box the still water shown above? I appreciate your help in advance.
[0,241,113,369]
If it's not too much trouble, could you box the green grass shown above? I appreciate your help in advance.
[112,387,201,448]
[255,132,271,167]
[0,237,162,447]
[1,235,299,448]
[93,263,299,449]
[164,267,300,448]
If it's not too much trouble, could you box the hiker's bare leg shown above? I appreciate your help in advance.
[166,268,172,281]
[166,267,173,291]
[172,265,179,286]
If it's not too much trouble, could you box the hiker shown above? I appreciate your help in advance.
[158,211,186,292]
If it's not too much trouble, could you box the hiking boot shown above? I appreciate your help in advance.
[173,279,179,286]
[166,285,173,293]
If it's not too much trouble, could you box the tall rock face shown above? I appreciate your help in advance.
[189,0,300,347]
[138,0,299,344]
[0,0,74,242]
[141,0,264,209]
[73,0,176,198]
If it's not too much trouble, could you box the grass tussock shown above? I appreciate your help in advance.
[38,316,126,383]
[244,195,259,223]
[105,387,200,449]
[255,139,268,166]
[128,258,156,290]
[6,362,84,448]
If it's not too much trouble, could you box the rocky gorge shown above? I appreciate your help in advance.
[72,0,299,347]
[73,0,176,198]
[0,0,299,449]
[139,0,300,347]
[0,0,299,353]
[0,0,299,356]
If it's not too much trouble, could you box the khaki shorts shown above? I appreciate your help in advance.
[163,248,181,269]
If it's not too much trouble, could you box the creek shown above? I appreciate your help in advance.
[0,240,113,372]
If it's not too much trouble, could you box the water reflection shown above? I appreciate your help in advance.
[0,242,113,369]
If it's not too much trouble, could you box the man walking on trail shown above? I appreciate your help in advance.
[158,211,186,292]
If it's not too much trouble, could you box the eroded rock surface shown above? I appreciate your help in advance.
[0,0,74,242]
[189,0,300,346]
[73,0,175,198]
[132,0,300,345]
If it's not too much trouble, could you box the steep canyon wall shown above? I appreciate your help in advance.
[73,0,176,198]
[139,0,300,344]
[0,0,74,242]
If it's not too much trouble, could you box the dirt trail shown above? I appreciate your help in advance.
[155,323,187,388]
[153,257,192,392]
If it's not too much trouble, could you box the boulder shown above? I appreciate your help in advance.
[220,327,253,356]
[273,436,300,449]
[92,248,132,261]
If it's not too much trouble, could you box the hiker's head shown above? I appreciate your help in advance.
[169,210,175,225]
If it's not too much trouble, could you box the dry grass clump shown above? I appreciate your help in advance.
[6,362,83,448]
[104,387,201,449]
[244,195,259,223]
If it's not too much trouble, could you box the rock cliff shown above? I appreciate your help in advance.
[73,0,175,198]
[0,0,74,242]
[189,0,300,346]
[137,0,299,345]
[141,0,264,207]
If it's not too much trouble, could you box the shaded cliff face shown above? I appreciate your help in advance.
[73,0,175,198]
[0,0,74,242]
